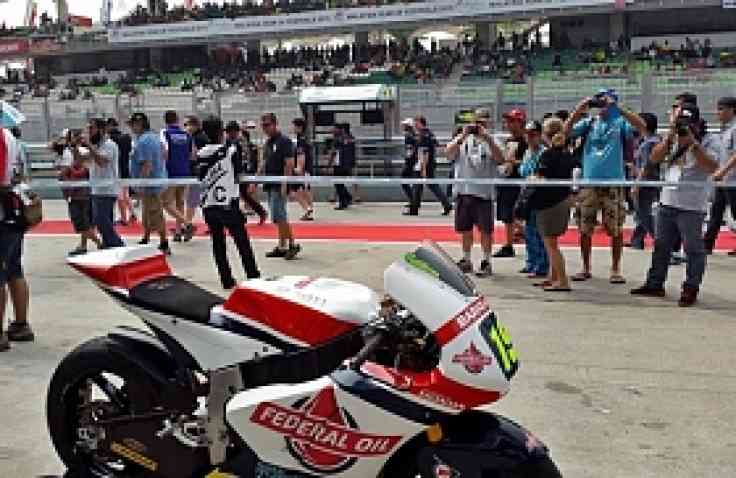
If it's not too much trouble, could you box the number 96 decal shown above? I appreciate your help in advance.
[479,314,519,380]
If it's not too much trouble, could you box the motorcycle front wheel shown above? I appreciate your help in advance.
[47,337,168,477]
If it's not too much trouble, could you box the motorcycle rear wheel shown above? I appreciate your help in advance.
[47,337,168,477]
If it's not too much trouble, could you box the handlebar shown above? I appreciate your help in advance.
[350,330,386,371]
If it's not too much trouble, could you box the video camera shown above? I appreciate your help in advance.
[674,106,703,141]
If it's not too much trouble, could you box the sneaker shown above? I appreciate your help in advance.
[476,260,493,277]
[266,247,288,258]
[172,232,183,243]
[158,242,172,256]
[285,244,302,261]
[67,247,87,257]
[678,287,698,307]
[457,258,473,274]
[183,224,195,242]
[630,285,666,298]
[6,322,34,342]
[300,210,315,221]
[492,245,515,258]
[139,238,150,245]
[442,205,453,216]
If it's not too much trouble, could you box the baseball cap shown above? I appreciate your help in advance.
[717,97,736,109]
[503,108,526,122]
[244,120,257,130]
[524,120,543,133]
[401,118,414,127]
[596,88,619,103]
[225,120,240,132]
[475,108,492,121]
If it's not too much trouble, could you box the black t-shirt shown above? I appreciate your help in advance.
[263,133,294,191]
[335,134,356,170]
[295,134,314,175]
[417,129,437,167]
[193,130,210,150]
[404,133,418,169]
[504,134,527,179]
[532,146,579,210]
[109,129,132,179]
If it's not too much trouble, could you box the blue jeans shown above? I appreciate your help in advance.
[630,189,657,248]
[525,211,549,275]
[645,206,706,291]
[92,196,124,248]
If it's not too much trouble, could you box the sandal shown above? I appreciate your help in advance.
[609,274,627,284]
[571,272,592,282]
[533,280,553,288]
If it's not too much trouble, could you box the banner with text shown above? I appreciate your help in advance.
[108,0,615,44]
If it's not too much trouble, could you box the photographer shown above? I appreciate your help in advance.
[563,89,647,284]
[446,108,505,277]
[631,104,723,307]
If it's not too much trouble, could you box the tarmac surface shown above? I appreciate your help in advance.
[2,200,736,478]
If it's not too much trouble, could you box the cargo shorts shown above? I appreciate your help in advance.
[576,187,626,237]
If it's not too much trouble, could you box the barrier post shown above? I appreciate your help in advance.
[495,78,505,125]
[526,75,535,122]
[640,71,654,114]
[43,95,52,141]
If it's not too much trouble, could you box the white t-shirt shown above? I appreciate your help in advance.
[454,135,497,200]
[89,139,120,197]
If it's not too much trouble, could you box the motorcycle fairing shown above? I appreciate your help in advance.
[226,376,426,478]
[67,246,171,294]
[415,412,551,478]
[222,276,381,348]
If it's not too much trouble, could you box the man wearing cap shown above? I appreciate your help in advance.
[129,113,171,255]
[706,96,736,255]
[400,118,417,210]
[495,108,527,259]
[564,89,648,284]
[446,108,505,277]
[631,103,722,307]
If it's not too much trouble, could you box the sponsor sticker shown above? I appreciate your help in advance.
[250,388,402,474]
[417,389,465,411]
[434,297,490,346]
[452,342,493,374]
[110,442,158,472]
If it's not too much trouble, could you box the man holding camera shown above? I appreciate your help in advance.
[446,108,505,277]
[631,104,723,307]
[563,89,647,284]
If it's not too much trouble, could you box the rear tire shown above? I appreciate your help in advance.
[510,456,563,478]
[47,337,166,477]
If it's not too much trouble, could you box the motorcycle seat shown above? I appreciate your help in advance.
[129,276,224,324]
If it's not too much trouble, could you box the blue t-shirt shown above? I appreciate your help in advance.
[130,130,167,194]
[162,125,193,178]
[571,115,633,180]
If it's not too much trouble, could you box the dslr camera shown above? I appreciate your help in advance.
[466,124,479,135]
[587,94,608,109]
[675,115,702,141]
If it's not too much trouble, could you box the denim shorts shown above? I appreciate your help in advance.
[0,227,24,284]
[268,190,288,223]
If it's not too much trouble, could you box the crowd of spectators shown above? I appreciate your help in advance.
[117,0,427,27]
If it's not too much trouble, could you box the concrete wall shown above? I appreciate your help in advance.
[551,8,736,49]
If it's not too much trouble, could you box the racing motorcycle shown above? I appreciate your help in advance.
[48,241,562,478]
